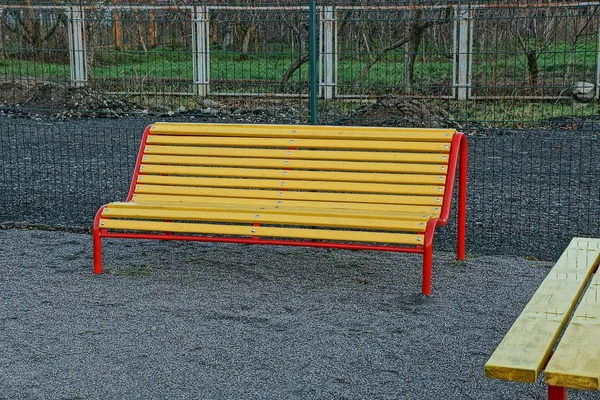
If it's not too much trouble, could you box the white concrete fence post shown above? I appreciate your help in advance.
[67,6,87,87]
[192,6,210,97]
[455,5,471,101]
[596,24,600,99]
[319,6,336,99]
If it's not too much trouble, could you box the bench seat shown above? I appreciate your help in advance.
[93,123,468,295]
[485,237,600,399]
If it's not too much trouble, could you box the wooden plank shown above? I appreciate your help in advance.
[139,155,449,174]
[485,238,600,383]
[101,206,429,231]
[150,122,455,141]
[545,239,600,391]
[130,194,443,215]
[136,175,445,196]
[99,218,425,245]
[142,147,450,164]
[106,201,437,221]
[139,164,447,185]
[133,184,443,206]
[146,135,452,152]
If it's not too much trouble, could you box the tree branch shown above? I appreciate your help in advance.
[353,7,451,87]
[42,12,65,43]
[279,53,309,90]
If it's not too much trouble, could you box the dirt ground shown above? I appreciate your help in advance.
[0,82,459,126]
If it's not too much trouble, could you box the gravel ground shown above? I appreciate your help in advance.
[1,228,598,400]
[1,115,598,260]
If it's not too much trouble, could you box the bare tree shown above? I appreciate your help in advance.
[148,1,157,49]
[563,5,599,80]
[279,18,309,90]
[508,5,559,91]
[238,2,258,61]
[353,5,452,88]
[2,0,66,60]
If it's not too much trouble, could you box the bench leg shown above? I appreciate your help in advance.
[93,237,102,274]
[93,207,105,274]
[548,386,567,400]
[93,229,102,274]
[457,134,468,261]
[422,219,438,296]
[422,245,433,296]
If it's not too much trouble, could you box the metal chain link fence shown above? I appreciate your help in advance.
[1,0,599,259]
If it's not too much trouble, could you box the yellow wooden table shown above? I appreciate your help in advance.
[485,237,600,399]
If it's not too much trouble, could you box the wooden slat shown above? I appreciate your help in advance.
[151,122,455,142]
[140,155,449,174]
[146,135,452,152]
[99,218,425,245]
[139,164,447,185]
[136,175,444,196]
[484,238,600,383]
[130,194,443,215]
[101,206,428,231]
[134,184,443,206]
[143,147,450,164]
[106,201,437,221]
[545,239,600,391]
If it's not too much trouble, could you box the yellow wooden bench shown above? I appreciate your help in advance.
[93,122,467,295]
[485,237,600,399]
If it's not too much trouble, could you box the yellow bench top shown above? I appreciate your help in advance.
[485,237,600,390]
[98,123,461,247]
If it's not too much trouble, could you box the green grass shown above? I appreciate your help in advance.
[0,46,458,86]
[452,100,597,127]
[3,40,596,89]
[106,264,151,276]
[450,249,480,267]
[3,42,598,128]
[471,41,598,78]
[0,58,70,79]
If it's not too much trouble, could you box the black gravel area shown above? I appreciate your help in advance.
[0,115,599,260]
[1,228,599,400]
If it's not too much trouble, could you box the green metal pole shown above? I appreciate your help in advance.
[309,0,318,125]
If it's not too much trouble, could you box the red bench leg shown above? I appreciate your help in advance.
[457,136,468,260]
[93,231,102,274]
[93,206,105,274]
[548,386,567,400]
[422,246,432,296]
[422,219,438,296]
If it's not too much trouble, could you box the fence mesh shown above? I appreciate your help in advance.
[1,0,599,259]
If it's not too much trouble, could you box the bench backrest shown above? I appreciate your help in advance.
[127,123,461,222]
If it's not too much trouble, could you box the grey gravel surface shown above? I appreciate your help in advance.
[1,229,598,400]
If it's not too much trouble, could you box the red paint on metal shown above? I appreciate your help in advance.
[93,206,106,274]
[422,219,438,296]
[457,135,468,260]
[438,132,467,261]
[548,386,567,400]
[126,124,152,202]
[439,132,465,225]
[252,222,261,240]
[97,232,425,254]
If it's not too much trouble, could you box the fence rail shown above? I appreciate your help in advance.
[2,2,600,101]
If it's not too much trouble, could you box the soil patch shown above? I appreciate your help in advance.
[0,82,32,106]
[23,83,141,117]
[347,96,461,128]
